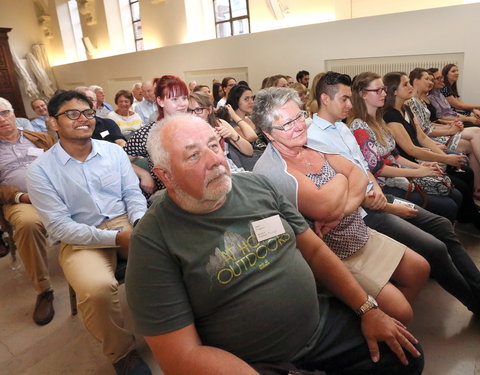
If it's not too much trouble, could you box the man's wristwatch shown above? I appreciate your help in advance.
[355,295,378,316]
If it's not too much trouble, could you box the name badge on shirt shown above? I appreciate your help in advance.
[100,130,110,138]
[27,147,44,157]
[359,207,368,218]
[251,214,285,242]
[101,172,118,187]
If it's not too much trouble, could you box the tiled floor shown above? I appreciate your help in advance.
[0,225,479,375]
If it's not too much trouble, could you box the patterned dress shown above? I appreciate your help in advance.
[124,122,165,199]
[406,97,460,151]
[306,159,370,259]
[349,118,399,188]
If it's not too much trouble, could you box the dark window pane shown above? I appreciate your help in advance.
[232,18,248,35]
[133,21,143,39]
[214,0,230,22]
[131,2,140,22]
[231,0,247,18]
[216,22,231,38]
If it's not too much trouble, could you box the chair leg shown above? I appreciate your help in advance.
[6,229,16,263]
[69,284,78,315]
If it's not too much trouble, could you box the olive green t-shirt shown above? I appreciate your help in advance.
[126,173,326,363]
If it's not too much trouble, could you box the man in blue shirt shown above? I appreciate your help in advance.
[27,91,150,375]
[134,80,156,125]
[30,98,49,133]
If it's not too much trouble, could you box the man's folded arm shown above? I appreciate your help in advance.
[145,324,259,375]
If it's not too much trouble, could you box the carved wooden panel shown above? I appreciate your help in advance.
[0,28,26,118]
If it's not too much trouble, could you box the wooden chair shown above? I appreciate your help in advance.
[0,208,17,263]
[68,258,128,315]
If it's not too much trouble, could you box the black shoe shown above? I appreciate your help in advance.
[0,241,8,258]
[113,350,152,375]
[33,290,54,325]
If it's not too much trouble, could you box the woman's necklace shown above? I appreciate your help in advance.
[285,149,323,167]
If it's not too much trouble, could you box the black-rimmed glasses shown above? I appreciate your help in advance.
[187,107,206,115]
[271,110,308,131]
[363,87,387,95]
[54,109,96,120]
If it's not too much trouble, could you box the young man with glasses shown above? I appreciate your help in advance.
[0,97,56,325]
[27,91,151,375]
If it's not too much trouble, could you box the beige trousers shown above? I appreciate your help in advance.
[3,203,50,294]
[59,214,135,363]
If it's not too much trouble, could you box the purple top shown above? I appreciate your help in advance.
[428,89,457,118]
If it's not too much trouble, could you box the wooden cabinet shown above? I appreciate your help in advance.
[0,28,26,118]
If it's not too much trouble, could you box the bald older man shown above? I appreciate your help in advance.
[134,81,156,125]
[126,114,423,375]
[0,97,55,325]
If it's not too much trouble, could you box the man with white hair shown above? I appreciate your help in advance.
[126,114,423,375]
[0,97,56,325]
[134,80,156,125]
[131,82,143,111]
[89,85,113,118]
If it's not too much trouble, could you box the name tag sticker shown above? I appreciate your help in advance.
[393,198,416,208]
[251,214,285,242]
[27,147,44,157]
[101,172,117,187]
[100,130,110,138]
[359,207,368,218]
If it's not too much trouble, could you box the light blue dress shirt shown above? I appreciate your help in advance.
[27,139,147,246]
[15,117,34,131]
[307,114,373,193]
[31,116,49,132]
[307,114,371,175]
[134,100,156,125]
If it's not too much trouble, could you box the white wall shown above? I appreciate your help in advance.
[51,3,480,105]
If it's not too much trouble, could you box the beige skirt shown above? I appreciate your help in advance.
[341,229,406,297]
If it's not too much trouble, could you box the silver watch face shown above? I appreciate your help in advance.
[357,295,378,315]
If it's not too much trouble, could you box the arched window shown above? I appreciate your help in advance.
[213,0,250,38]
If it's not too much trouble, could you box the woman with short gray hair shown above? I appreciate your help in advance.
[253,87,429,324]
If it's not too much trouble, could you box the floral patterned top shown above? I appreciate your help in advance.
[306,159,369,259]
[349,118,400,187]
[406,97,460,151]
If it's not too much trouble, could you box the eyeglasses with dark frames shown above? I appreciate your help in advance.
[187,107,206,115]
[54,109,96,120]
[271,110,309,132]
[363,86,387,95]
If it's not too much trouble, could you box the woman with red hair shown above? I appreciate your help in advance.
[125,75,188,200]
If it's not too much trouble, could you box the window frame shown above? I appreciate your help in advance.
[213,0,250,38]
[129,0,144,51]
